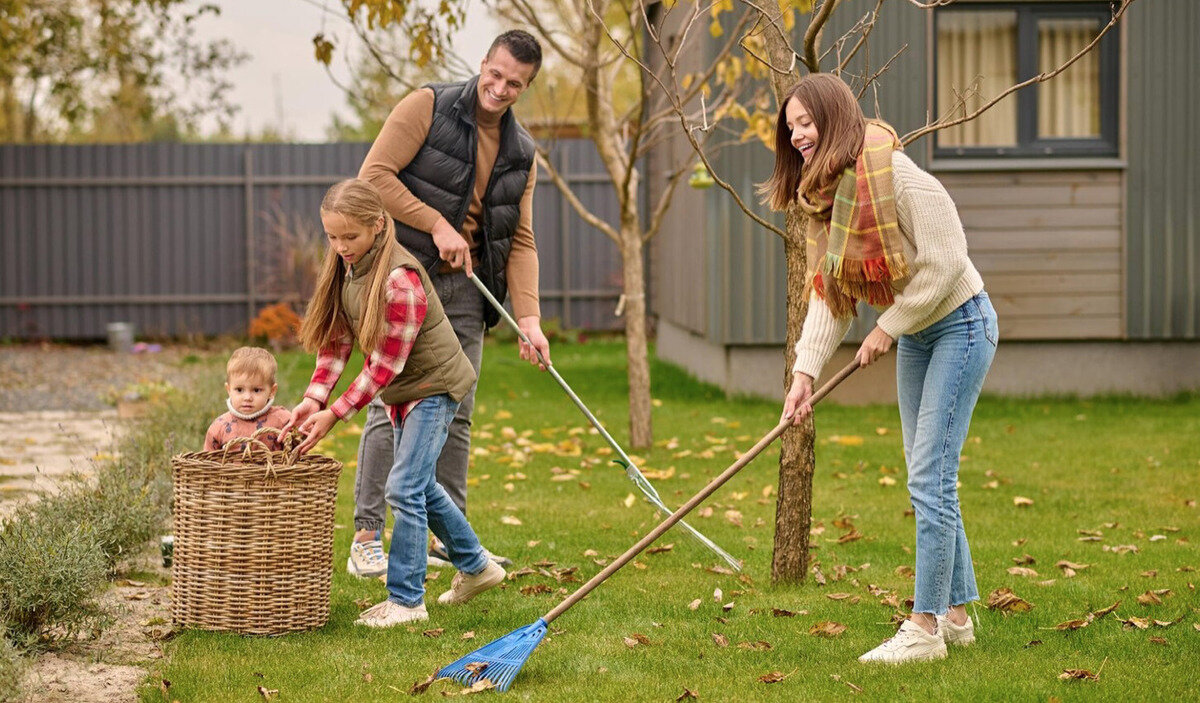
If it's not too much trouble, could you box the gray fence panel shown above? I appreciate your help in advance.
[0,141,628,339]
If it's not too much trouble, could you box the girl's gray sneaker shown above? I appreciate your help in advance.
[347,539,387,578]
[936,614,975,646]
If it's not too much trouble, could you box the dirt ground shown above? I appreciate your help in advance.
[0,343,207,702]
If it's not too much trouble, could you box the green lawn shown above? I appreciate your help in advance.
[145,340,1199,702]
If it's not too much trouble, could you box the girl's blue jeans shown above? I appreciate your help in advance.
[896,292,997,615]
[384,393,488,607]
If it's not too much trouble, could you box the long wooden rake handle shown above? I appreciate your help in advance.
[541,358,861,624]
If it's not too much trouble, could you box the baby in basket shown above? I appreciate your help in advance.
[203,346,292,451]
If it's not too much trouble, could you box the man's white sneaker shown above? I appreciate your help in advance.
[936,614,975,646]
[354,600,427,628]
[437,560,505,605]
[347,539,387,578]
[858,620,948,664]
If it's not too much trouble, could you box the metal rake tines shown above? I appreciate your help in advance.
[436,619,548,692]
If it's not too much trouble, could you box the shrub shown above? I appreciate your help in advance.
[0,637,23,702]
[28,467,160,573]
[0,513,107,649]
[249,302,302,350]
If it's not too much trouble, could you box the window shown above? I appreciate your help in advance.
[935,3,1118,158]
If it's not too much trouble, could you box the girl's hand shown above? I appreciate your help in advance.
[281,398,322,439]
[296,409,338,455]
[856,326,894,367]
[782,371,814,425]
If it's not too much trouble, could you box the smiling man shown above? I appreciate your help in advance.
[353,30,549,578]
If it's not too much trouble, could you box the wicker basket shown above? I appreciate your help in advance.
[170,432,342,635]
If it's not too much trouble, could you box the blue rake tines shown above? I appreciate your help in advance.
[436,619,549,692]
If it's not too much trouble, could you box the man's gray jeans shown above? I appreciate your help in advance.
[353,270,484,533]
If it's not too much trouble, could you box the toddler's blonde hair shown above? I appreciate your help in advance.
[226,346,277,386]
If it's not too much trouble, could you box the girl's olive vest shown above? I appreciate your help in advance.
[342,240,476,406]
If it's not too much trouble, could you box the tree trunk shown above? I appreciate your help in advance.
[621,226,653,448]
[771,210,817,582]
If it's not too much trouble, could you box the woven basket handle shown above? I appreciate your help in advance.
[218,432,278,480]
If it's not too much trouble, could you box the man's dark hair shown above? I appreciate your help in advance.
[487,30,542,80]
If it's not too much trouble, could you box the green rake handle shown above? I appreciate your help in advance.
[466,272,740,571]
[542,357,861,625]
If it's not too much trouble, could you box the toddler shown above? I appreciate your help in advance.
[204,347,292,451]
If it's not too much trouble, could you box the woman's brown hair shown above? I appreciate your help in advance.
[298,179,398,355]
[757,73,867,211]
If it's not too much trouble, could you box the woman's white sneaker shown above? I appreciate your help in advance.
[858,620,948,664]
[936,614,975,646]
[354,600,427,628]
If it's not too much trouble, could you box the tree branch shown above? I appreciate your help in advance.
[535,147,622,243]
[802,0,841,72]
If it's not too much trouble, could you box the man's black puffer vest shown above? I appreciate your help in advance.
[393,76,535,328]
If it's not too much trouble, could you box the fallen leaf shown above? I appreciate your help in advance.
[1008,567,1039,578]
[986,587,1033,613]
[809,621,847,638]
[1150,636,1168,645]
[1056,560,1089,572]
[647,543,675,555]
[1137,590,1163,606]
[1118,616,1150,629]
[878,476,897,486]
[1013,496,1034,507]
[758,670,794,683]
[675,688,699,701]
[831,674,863,693]
[463,662,489,675]
[713,587,723,602]
[722,602,735,612]
[423,628,444,638]
[461,631,476,640]
[520,584,552,596]
[830,435,864,446]
[623,633,651,648]
[500,515,522,526]
[706,565,735,576]
[257,686,280,700]
[711,633,729,647]
[771,608,796,618]
[1024,639,1043,648]
[737,640,773,651]
[159,679,171,696]
[724,510,744,527]
[1059,669,1099,682]
[688,598,702,611]
[1054,619,1089,631]
[623,493,636,508]
[836,530,863,544]
[1012,554,1036,565]
[1090,601,1120,619]
[825,593,858,602]
[451,679,496,696]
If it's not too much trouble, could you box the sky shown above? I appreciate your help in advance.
[197,0,498,141]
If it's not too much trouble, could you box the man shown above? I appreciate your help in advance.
[345,30,551,577]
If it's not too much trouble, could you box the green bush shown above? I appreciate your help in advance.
[0,513,107,649]
[29,467,160,573]
[0,637,23,702]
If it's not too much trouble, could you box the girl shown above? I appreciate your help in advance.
[284,178,505,627]
[761,74,997,664]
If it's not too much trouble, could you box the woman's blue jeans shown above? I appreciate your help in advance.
[896,292,997,615]
[384,394,488,607]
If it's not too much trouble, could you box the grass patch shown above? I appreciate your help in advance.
[148,340,1199,702]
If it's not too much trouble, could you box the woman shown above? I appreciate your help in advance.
[760,73,997,664]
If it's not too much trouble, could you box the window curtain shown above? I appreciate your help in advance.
[937,11,1018,148]
[1038,18,1102,139]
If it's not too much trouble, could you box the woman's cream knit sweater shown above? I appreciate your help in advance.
[792,151,984,380]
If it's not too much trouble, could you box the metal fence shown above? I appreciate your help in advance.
[0,141,628,339]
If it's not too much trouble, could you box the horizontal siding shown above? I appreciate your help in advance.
[941,169,1123,341]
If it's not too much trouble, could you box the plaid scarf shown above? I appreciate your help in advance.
[798,121,909,319]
